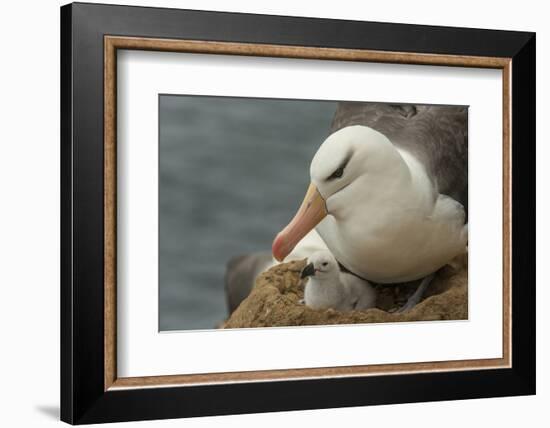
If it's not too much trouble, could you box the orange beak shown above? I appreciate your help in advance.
[272,183,328,261]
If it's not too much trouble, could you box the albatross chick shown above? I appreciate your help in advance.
[301,251,376,311]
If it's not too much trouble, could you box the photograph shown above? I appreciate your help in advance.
[159,95,469,331]
[56,2,536,424]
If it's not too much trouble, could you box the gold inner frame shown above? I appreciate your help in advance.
[104,35,512,391]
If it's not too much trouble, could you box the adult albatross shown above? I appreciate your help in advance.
[272,103,468,311]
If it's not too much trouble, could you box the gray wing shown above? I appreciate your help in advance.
[330,103,468,214]
[224,252,273,314]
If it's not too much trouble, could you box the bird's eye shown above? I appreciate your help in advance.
[322,262,328,266]
[328,166,344,180]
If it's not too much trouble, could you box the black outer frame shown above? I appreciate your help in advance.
[60,2,535,424]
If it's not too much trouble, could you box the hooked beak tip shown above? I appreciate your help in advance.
[272,233,286,262]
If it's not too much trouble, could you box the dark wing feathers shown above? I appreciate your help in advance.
[330,103,468,214]
[224,252,272,314]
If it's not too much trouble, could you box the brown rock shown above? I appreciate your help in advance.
[223,256,468,329]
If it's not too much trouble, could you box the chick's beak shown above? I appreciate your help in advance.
[300,262,316,279]
[272,183,328,262]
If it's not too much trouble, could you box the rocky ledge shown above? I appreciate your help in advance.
[223,255,468,328]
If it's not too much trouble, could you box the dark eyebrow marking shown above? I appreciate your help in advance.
[326,151,353,181]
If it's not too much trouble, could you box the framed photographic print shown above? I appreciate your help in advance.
[60,2,536,424]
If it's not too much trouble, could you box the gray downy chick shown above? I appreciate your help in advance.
[301,250,377,311]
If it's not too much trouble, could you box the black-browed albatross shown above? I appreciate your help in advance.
[272,103,468,312]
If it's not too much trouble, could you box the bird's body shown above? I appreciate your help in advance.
[302,251,376,311]
[273,103,468,285]
[316,137,467,283]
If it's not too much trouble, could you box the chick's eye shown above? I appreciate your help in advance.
[322,262,328,266]
[328,166,344,180]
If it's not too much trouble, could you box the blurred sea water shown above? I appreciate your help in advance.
[159,95,336,330]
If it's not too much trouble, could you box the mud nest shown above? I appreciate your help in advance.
[223,255,468,328]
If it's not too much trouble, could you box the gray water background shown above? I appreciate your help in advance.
[159,95,336,330]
